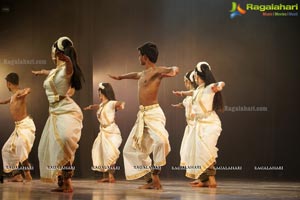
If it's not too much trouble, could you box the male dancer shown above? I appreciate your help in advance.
[109,42,179,189]
[0,73,35,183]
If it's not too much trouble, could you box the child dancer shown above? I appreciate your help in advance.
[84,82,125,183]
[172,70,197,167]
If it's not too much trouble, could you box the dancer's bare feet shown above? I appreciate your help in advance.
[138,174,162,190]
[51,178,73,193]
[207,176,217,188]
[97,178,109,183]
[152,174,162,190]
[189,179,200,185]
[138,182,153,189]
[138,182,162,190]
[192,176,217,188]
[192,181,217,188]
[192,181,205,187]
[24,171,32,182]
[108,174,115,183]
[7,174,23,182]
[63,178,73,193]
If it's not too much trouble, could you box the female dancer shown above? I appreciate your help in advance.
[173,61,225,187]
[32,36,84,192]
[172,70,197,167]
[84,82,124,183]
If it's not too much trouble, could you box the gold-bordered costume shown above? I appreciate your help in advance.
[179,95,195,167]
[2,116,35,173]
[185,83,222,179]
[123,104,170,180]
[38,64,83,182]
[91,101,122,172]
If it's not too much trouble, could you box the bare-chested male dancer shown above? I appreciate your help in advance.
[0,73,35,183]
[109,42,179,189]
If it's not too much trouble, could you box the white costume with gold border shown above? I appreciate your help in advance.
[123,104,170,180]
[180,96,195,166]
[91,101,122,172]
[186,83,222,179]
[38,65,83,182]
[2,116,35,173]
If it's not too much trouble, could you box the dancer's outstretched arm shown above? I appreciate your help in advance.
[171,102,184,108]
[0,98,10,104]
[172,90,193,97]
[32,69,51,76]
[83,104,100,110]
[108,72,142,80]
[159,66,179,78]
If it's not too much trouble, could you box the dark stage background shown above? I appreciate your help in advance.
[0,0,299,180]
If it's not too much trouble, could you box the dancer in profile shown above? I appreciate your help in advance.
[32,36,84,192]
[173,61,225,188]
[172,70,197,168]
[0,73,35,183]
[109,42,179,190]
[84,82,125,183]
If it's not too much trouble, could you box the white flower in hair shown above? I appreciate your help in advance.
[196,61,211,72]
[98,83,105,90]
[51,45,56,60]
[189,71,195,81]
[57,36,73,51]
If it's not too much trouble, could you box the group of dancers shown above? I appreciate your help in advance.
[0,36,225,192]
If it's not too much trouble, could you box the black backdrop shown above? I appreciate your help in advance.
[0,0,299,180]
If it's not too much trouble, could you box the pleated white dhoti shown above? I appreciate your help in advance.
[123,104,171,180]
[2,116,35,173]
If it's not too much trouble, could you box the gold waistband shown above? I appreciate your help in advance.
[139,104,159,111]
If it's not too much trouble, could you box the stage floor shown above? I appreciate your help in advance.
[0,179,299,200]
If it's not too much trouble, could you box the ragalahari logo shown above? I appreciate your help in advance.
[230,2,247,19]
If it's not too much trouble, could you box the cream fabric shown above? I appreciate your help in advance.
[38,65,83,182]
[185,83,222,179]
[123,104,170,180]
[180,96,195,166]
[91,101,122,172]
[2,116,35,173]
